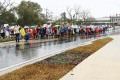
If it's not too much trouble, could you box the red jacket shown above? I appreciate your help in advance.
[96,28,98,33]
[28,29,33,37]
[33,28,37,34]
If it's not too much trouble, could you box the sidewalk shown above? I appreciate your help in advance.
[60,35,120,80]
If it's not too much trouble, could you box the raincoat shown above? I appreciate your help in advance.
[20,28,25,36]
[24,32,31,40]
[28,29,33,37]
[33,28,37,34]
[96,28,98,33]
[46,28,49,35]
[57,28,60,35]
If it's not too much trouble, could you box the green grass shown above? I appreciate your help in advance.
[52,57,58,60]
[81,54,86,57]
[41,60,46,63]
[0,38,21,42]
[61,57,70,60]
[61,62,72,65]
[60,53,67,55]
[54,61,61,63]
[71,57,81,60]
[69,54,75,57]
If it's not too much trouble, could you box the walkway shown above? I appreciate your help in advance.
[60,35,120,80]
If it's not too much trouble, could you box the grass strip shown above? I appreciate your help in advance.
[0,38,22,42]
[0,37,113,80]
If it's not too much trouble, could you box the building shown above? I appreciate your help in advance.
[91,15,120,26]
[110,15,120,26]
[91,17,110,25]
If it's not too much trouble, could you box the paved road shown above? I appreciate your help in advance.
[0,29,119,70]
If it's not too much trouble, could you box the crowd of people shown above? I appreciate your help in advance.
[0,25,109,42]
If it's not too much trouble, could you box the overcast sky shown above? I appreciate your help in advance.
[3,0,120,19]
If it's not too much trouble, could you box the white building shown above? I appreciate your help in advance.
[91,16,120,26]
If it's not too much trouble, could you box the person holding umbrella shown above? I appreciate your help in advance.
[24,32,31,42]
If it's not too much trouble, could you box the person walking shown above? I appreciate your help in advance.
[14,26,20,42]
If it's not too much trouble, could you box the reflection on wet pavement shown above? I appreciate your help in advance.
[0,30,120,70]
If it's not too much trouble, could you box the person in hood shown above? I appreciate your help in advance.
[33,27,37,39]
[20,26,25,37]
[28,28,33,38]
[24,32,31,42]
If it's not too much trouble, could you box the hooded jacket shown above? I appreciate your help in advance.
[20,28,25,36]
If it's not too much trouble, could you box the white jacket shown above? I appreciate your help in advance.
[14,26,20,34]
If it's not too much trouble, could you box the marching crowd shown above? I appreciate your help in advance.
[0,25,109,42]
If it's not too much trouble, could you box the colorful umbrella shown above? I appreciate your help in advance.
[24,25,29,28]
[55,25,60,27]
[31,26,35,28]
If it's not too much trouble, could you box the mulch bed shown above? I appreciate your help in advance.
[35,51,92,66]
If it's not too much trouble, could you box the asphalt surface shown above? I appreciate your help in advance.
[0,28,120,70]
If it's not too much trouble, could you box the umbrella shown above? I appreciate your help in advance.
[24,25,29,28]
[43,24,47,27]
[31,26,35,28]
[64,25,69,28]
[71,25,75,28]
[10,26,14,29]
[55,25,60,27]
[24,32,31,37]
[4,24,9,27]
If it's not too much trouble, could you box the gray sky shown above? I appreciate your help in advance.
[3,0,120,19]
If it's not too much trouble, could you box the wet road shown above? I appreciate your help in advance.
[0,29,120,70]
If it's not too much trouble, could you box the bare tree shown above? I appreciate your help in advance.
[67,5,81,23]
[67,6,73,22]
[80,9,91,24]
[61,12,68,22]
[41,8,53,22]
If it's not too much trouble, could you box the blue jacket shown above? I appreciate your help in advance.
[39,29,43,35]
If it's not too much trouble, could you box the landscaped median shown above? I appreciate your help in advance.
[0,37,113,80]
